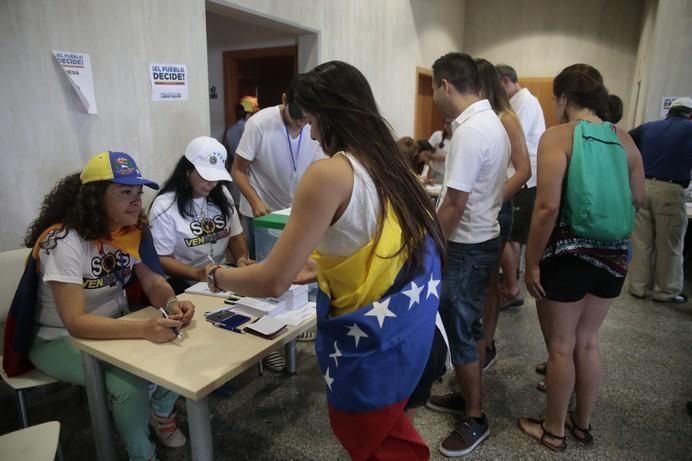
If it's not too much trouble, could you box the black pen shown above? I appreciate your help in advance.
[159,308,182,339]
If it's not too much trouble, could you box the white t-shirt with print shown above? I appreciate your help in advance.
[235,105,325,217]
[510,88,546,188]
[437,99,510,244]
[149,189,243,268]
[35,230,135,340]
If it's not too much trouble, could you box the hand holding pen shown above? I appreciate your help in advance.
[148,308,182,341]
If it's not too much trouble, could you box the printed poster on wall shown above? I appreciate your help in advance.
[150,63,188,101]
[660,96,692,119]
[53,50,97,114]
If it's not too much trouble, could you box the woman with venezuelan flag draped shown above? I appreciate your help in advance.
[3,152,194,461]
[207,61,446,460]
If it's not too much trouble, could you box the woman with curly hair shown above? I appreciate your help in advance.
[23,152,195,461]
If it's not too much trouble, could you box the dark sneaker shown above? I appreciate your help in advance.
[439,415,489,457]
[426,392,466,416]
[482,342,497,372]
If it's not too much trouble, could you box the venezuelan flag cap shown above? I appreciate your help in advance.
[80,151,159,190]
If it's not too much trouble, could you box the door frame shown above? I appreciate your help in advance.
[222,45,298,127]
[414,67,443,140]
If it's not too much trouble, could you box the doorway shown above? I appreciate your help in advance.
[414,67,444,140]
[222,46,298,127]
[518,77,558,128]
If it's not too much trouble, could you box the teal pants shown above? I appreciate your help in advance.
[29,336,179,461]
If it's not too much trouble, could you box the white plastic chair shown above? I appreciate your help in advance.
[0,421,60,461]
[0,248,59,426]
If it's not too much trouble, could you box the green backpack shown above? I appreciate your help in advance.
[563,120,634,241]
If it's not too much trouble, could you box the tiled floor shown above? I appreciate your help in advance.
[2,285,691,460]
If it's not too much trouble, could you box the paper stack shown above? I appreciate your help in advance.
[234,284,310,317]
[278,284,310,311]
[184,281,237,299]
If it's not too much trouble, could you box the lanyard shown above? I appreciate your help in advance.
[285,125,303,172]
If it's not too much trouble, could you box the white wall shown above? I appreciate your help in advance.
[463,0,645,128]
[206,12,298,138]
[638,0,692,123]
[208,0,466,137]
[0,0,210,250]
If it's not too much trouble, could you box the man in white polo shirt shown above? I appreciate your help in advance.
[496,64,546,308]
[231,77,324,258]
[426,52,510,457]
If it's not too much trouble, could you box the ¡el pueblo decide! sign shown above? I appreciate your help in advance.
[150,63,188,101]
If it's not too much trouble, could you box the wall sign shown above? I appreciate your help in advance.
[53,50,97,114]
[150,63,188,101]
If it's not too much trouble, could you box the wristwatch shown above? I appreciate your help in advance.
[164,296,178,313]
[207,265,222,292]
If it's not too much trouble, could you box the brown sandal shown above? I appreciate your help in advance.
[565,412,593,444]
[517,417,567,452]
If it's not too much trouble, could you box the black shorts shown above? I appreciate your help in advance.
[498,200,513,242]
[539,255,625,303]
[406,327,447,409]
[509,187,536,244]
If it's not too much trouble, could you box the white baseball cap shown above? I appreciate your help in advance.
[670,97,692,111]
[184,136,232,182]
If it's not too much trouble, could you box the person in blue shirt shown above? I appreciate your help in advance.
[223,96,259,166]
[628,97,692,303]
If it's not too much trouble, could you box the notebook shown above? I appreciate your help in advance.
[184,282,236,299]
[244,316,287,339]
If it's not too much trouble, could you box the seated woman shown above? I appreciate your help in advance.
[149,136,251,295]
[25,151,195,461]
[205,62,446,460]
[416,139,435,184]
[397,136,434,184]
[428,119,453,184]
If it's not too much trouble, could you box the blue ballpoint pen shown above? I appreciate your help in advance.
[159,308,182,339]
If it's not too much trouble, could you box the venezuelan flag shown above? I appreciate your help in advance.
[312,207,441,460]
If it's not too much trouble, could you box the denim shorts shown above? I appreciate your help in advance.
[439,237,501,365]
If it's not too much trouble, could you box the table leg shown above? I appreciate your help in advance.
[81,352,117,461]
[186,397,213,461]
[284,339,297,374]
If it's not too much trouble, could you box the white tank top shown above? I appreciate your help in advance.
[316,152,380,257]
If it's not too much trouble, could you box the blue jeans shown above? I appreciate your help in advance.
[439,237,500,365]
[241,214,256,260]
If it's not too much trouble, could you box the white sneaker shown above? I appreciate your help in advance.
[150,411,186,448]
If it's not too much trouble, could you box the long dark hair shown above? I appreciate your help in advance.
[292,61,445,273]
[476,58,513,115]
[553,64,610,121]
[151,156,234,221]
[25,174,146,249]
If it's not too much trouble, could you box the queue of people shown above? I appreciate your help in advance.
[6,50,684,460]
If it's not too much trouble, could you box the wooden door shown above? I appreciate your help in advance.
[223,46,298,127]
[414,67,444,140]
[518,77,558,128]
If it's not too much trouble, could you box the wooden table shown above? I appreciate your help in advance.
[71,293,316,461]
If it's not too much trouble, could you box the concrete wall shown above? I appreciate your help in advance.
[638,0,692,123]
[463,0,645,128]
[207,0,466,137]
[0,0,210,250]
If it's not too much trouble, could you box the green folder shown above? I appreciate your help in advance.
[253,212,289,230]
